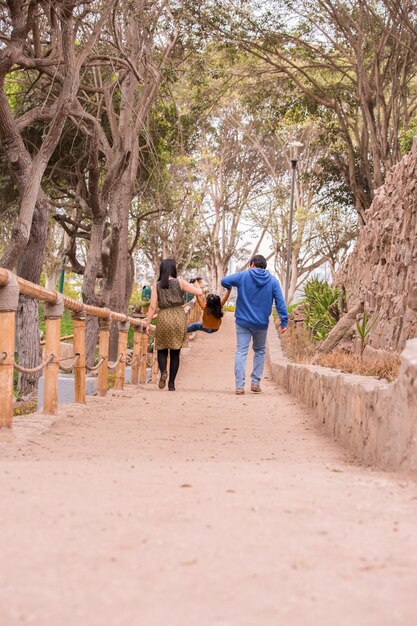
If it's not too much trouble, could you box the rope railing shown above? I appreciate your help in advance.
[107,354,124,372]
[125,354,139,367]
[58,354,80,373]
[85,356,105,373]
[0,266,202,428]
[0,267,152,331]
[13,354,55,374]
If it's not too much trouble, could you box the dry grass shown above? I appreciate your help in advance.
[107,373,116,389]
[280,323,316,363]
[278,321,400,382]
[13,400,38,416]
[315,349,400,382]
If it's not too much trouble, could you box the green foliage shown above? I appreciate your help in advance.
[288,301,304,314]
[303,278,340,341]
[399,123,417,155]
[39,306,73,338]
[129,283,143,308]
[356,310,379,357]
[127,327,134,350]
[272,301,302,318]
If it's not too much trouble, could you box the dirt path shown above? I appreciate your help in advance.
[0,314,416,626]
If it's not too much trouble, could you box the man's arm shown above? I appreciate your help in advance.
[221,273,242,290]
[273,280,288,330]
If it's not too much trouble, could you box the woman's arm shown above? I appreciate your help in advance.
[221,289,232,307]
[145,285,158,333]
[179,278,203,296]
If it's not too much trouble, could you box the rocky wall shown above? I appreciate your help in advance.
[267,325,417,472]
[336,139,417,351]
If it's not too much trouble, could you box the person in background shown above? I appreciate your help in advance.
[146,259,202,391]
[141,284,151,301]
[221,254,288,395]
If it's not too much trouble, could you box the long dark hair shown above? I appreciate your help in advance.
[158,259,177,289]
[206,294,223,319]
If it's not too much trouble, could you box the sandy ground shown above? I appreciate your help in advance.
[0,314,417,626]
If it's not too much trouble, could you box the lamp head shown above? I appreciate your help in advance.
[288,141,304,161]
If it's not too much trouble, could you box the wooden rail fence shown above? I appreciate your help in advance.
[0,268,202,428]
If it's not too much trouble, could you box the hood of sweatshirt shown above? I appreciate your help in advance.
[249,268,273,287]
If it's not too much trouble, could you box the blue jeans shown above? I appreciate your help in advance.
[235,324,268,389]
[187,322,217,334]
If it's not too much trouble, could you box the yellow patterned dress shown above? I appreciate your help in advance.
[155,279,187,350]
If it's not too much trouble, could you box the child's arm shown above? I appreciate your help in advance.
[220,289,231,307]
[196,293,206,310]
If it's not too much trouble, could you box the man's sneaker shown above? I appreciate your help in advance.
[251,384,262,393]
[235,388,245,395]
[158,371,167,389]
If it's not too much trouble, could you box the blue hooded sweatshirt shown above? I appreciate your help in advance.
[221,268,288,330]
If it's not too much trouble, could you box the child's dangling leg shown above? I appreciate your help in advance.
[187,322,218,334]
[187,322,204,333]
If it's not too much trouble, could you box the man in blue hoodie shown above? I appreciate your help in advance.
[221,254,288,395]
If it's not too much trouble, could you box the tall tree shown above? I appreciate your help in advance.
[0,0,111,392]
[199,104,269,290]
[207,0,417,224]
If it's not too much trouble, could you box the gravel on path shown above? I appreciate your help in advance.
[0,314,416,626]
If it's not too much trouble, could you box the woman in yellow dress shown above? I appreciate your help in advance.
[145,259,203,391]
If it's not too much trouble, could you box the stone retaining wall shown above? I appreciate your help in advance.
[266,324,417,472]
[336,138,417,352]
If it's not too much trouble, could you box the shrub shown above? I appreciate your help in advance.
[279,322,316,363]
[303,278,340,341]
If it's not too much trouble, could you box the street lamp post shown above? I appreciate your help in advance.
[285,141,303,303]
[58,255,66,293]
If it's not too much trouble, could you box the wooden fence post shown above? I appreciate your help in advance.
[115,320,129,390]
[139,331,148,384]
[131,328,141,385]
[97,316,111,397]
[190,302,196,324]
[43,293,64,414]
[0,271,19,428]
[72,311,86,404]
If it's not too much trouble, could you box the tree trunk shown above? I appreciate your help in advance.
[15,295,42,396]
[82,219,106,366]
[85,315,99,368]
[15,197,49,394]
[108,176,135,359]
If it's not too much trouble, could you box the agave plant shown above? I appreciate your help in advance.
[356,309,379,357]
[303,278,340,341]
